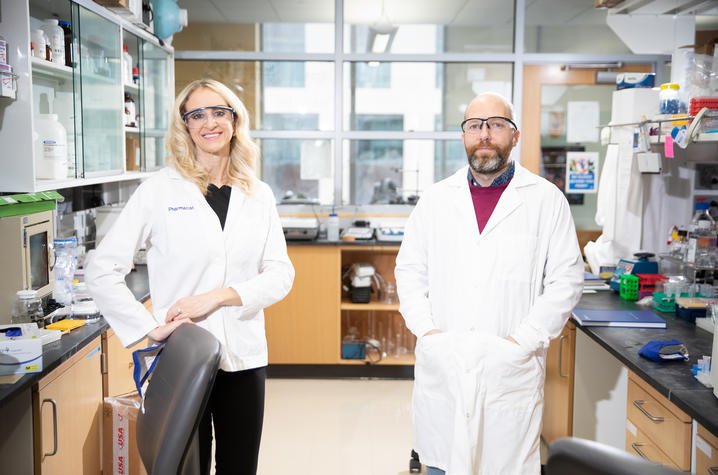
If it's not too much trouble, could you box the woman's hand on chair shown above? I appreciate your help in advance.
[148,317,194,341]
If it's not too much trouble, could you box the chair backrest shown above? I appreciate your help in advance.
[136,324,222,475]
[546,437,683,475]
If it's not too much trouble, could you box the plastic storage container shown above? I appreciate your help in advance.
[686,202,716,267]
[11,290,45,327]
[34,114,68,179]
[30,29,46,60]
[327,212,340,241]
[42,19,64,65]
[659,83,680,115]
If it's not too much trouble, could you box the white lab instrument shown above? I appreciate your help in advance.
[342,263,384,303]
[280,216,319,241]
[341,226,374,240]
[376,226,404,242]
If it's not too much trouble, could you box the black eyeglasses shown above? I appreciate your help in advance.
[182,106,236,129]
[461,116,517,135]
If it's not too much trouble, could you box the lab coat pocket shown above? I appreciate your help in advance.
[479,336,543,474]
[413,333,455,467]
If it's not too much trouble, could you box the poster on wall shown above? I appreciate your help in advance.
[566,101,599,143]
[566,151,598,193]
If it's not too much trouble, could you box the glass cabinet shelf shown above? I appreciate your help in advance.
[31,57,73,81]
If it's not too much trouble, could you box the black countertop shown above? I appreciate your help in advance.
[576,291,718,435]
[285,238,400,246]
[0,265,150,409]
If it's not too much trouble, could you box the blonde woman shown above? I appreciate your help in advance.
[87,79,295,475]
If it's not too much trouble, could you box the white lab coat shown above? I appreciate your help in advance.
[395,163,583,474]
[86,167,295,372]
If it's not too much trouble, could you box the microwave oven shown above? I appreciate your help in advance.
[0,210,54,324]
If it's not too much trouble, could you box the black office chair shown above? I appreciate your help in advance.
[136,324,222,475]
[546,437,683,475]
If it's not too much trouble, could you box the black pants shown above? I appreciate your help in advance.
[198,366,266,475]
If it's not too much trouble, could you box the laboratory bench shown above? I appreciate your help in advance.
[544,290,718,472]
[575,291,717,436]
[0,265,149,475]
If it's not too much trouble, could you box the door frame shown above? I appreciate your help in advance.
[520,63,653,175]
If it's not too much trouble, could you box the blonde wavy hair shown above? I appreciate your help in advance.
[166,79,258,195]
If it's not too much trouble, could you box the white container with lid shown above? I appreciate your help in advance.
[31,29,46,59]
[34,114,68,180]
[42,19,64,65]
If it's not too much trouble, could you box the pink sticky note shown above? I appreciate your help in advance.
[664,135,674,158]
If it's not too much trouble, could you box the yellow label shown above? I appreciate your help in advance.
[25,365,39,371]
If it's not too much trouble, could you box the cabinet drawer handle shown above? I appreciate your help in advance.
[558,335,568,378]
[633,400,664,421]
[708,467,718,475]
[631,442,648,459]
[42,398,58,457]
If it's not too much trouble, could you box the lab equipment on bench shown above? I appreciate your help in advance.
[342,263,384,303]
[342,225,374,240]
[609,252,658,291]
[376,226,404,242]
[280,216,319,241]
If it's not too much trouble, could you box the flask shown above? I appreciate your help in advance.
[34,114,68,179]
[11,290,45,327]
[327,210,339,241]
[42,19,65,65]
[58,20,73,67]
[122,44,133,85]
[685,202,716,267]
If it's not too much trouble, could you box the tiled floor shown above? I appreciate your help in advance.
[210,378,548,474]
[257,379,416,475]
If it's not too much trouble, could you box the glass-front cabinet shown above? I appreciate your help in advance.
[77,5,123,176]
[141,41,171,170]
[0,0,174,192]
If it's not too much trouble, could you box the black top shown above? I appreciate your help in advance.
[205,184,232,230]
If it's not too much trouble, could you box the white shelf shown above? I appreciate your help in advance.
[31,57,73,82]
[144,128,167,138]
[124,126,140,134]
[124,82,139,93]
[32,171,157,192]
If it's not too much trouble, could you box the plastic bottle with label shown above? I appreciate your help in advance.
[327,210,340,241]
[58,20,73,67]
[122,44,133,85]
[0,34,7,65]
[42,19,65,65]
[31,29,46,60]
[34,114,68,179]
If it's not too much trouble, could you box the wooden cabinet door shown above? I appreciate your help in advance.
[103,329,143,397]
[34,336,103,475]
[102,300,151,397]
[696,424,718,475]
[542,321,576,443]
[264,246,341,364]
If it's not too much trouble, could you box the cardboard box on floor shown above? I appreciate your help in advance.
[103,392,148,475]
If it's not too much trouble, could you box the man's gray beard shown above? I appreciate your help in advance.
[469,153,507,174]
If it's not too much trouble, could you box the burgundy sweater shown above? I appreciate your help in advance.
[469,181,511,233]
